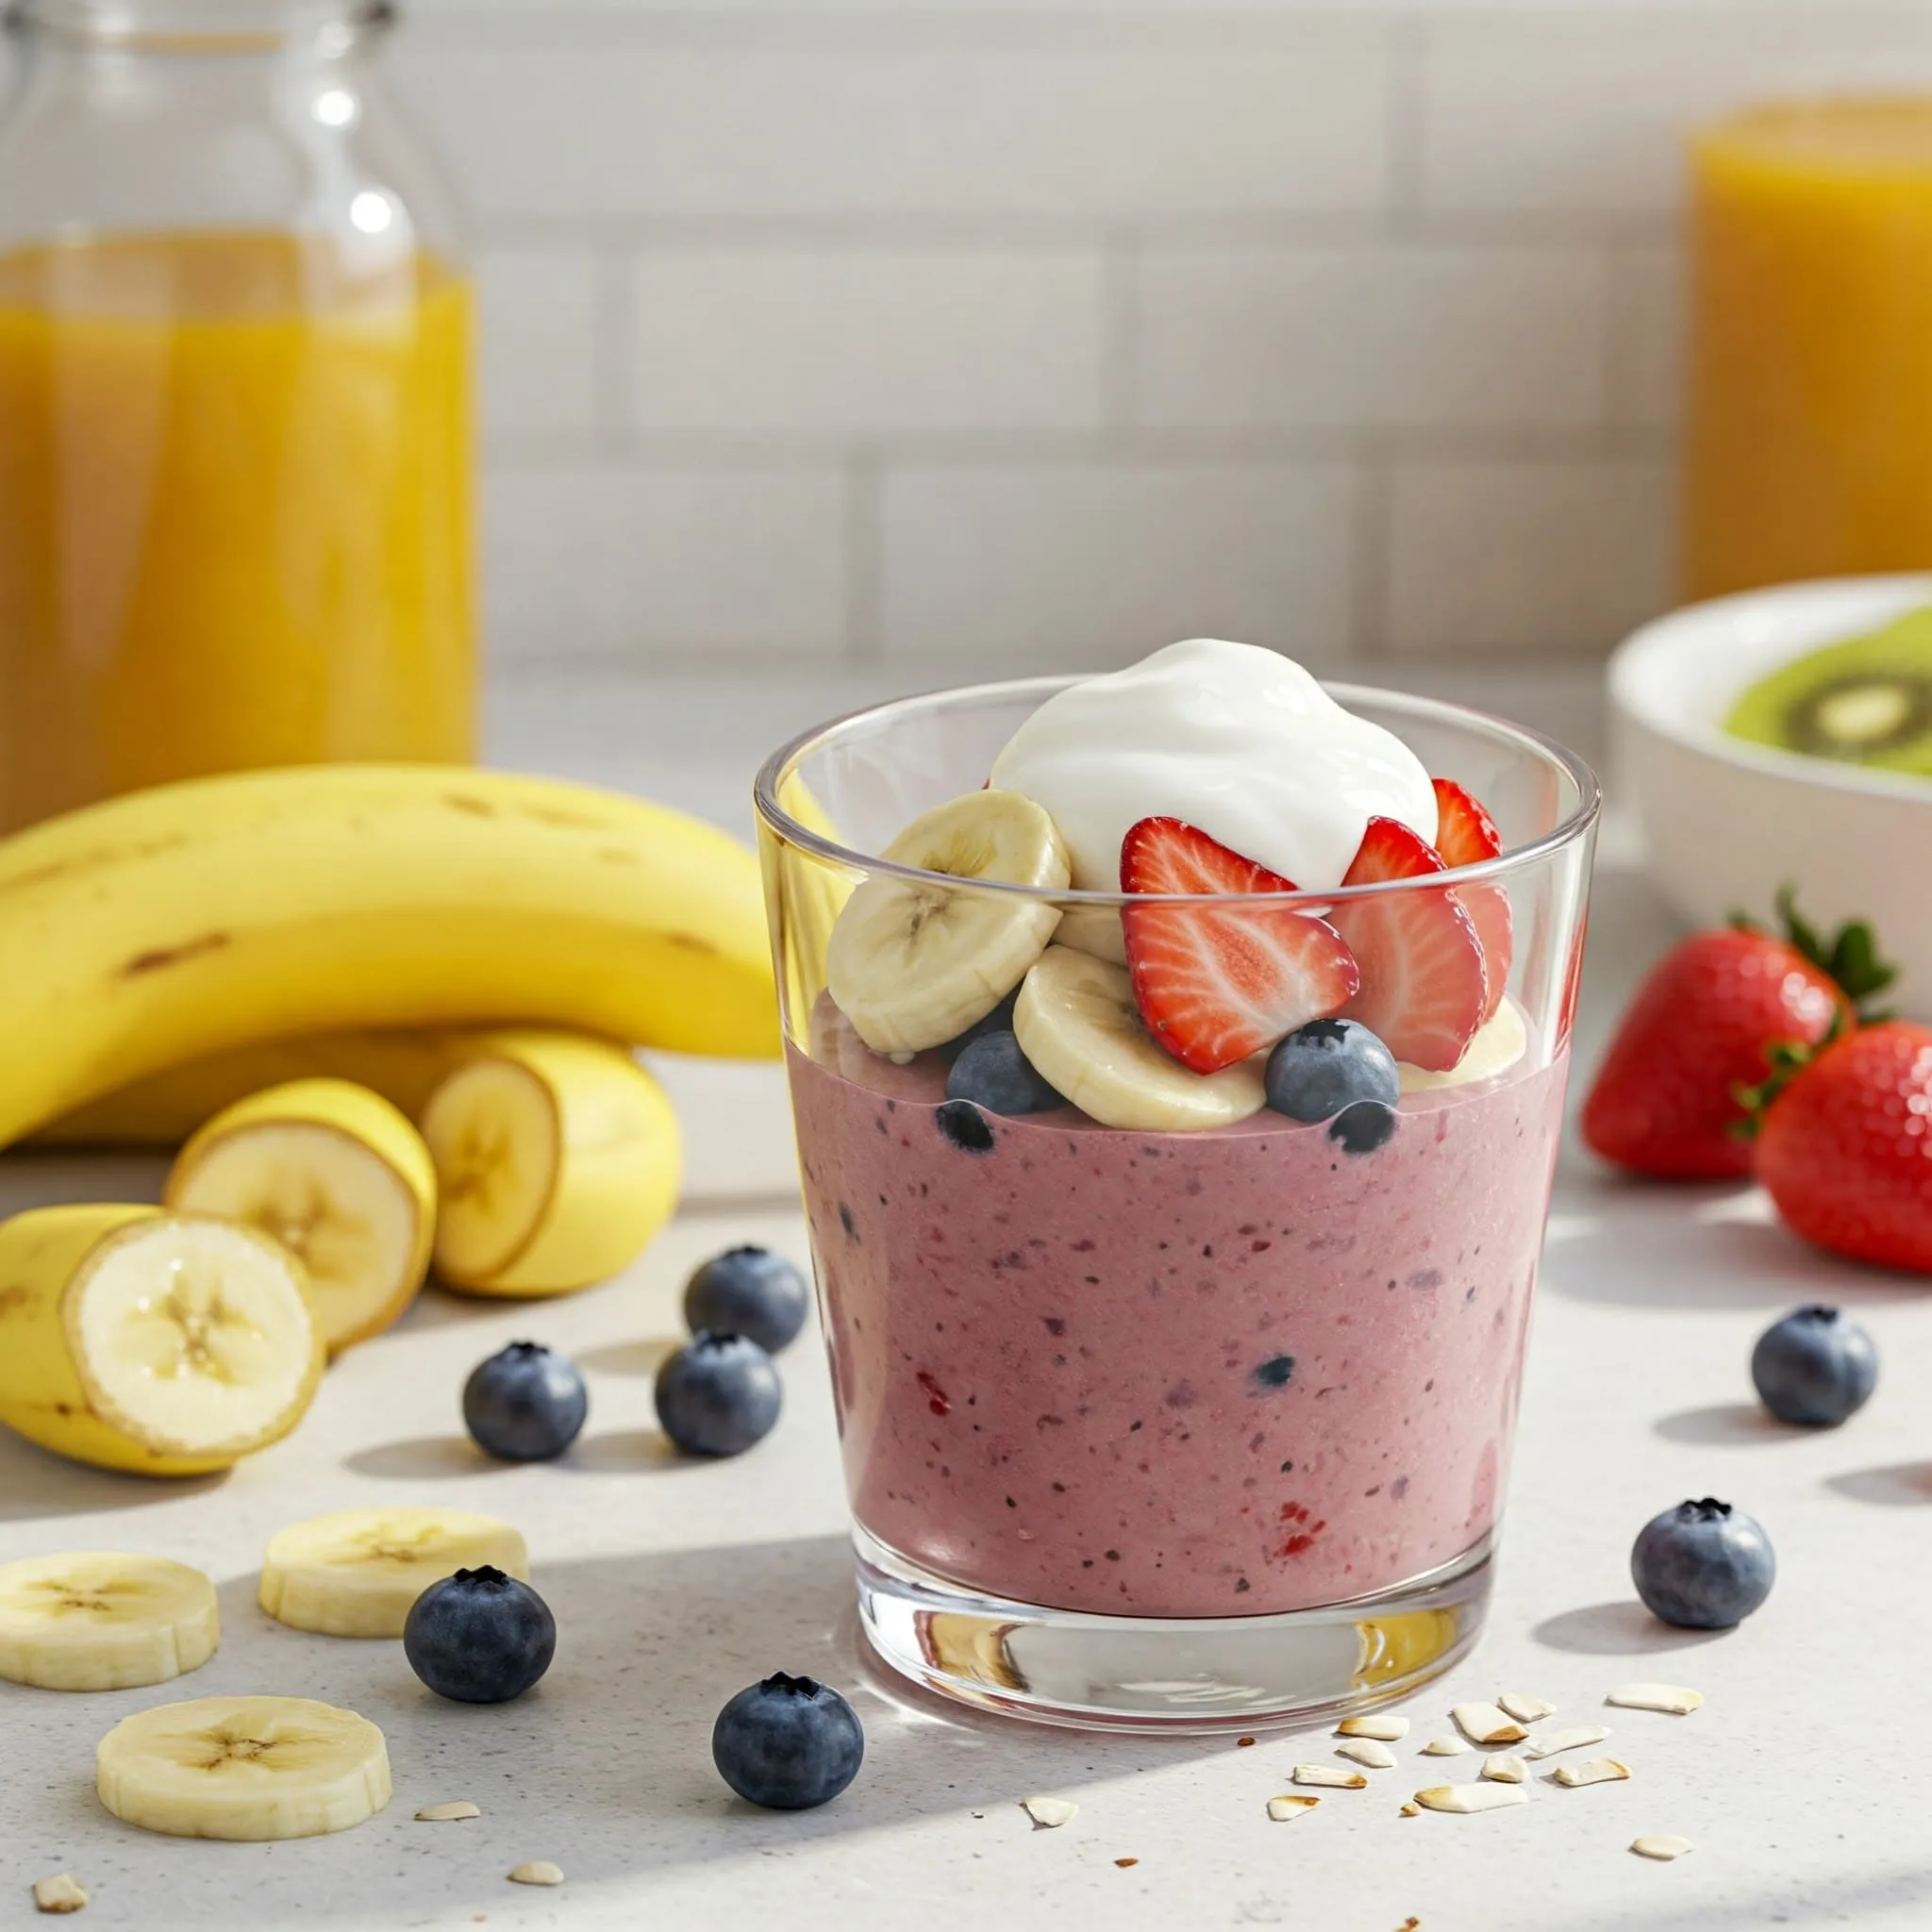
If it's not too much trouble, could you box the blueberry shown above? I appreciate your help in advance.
[1327,1099,1397,1156]
[712,1672,864,1810]
[655,1332,782,1456]
[1750,1305,1877,1427]
[940,990,1020,1061]
[1265,1019,1401,1123]
[936,1098,996,1154]
[461,1341,588,1462]
[945,1030,1063,1116]
[403,1565,556,1704]
[1630,1498,1775,1629]
[684,1246,810,1355]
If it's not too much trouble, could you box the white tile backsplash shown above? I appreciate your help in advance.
[878,460,1359,665]
[1133,244,1608,430]
[396,30,1390,221]
[478,250,600,441]
[397,2,1913,667]
[1388,457,1675,656]
[486,466,849,658]
[627,249,1108,435]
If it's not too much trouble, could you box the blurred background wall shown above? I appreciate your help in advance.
[389,1,1932,674]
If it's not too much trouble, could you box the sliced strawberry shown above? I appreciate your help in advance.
[1432,777,1514,1023]
[1330,816,1486,1073]
[1120,817,1359,1075]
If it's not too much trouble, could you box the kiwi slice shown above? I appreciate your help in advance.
[1725,608,1932,776]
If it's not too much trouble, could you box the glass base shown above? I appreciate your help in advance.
[855,1524,1493,1733]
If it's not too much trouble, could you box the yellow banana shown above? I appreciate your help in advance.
[762,770,856,1044]
[31,1028,473,1148]
[420,1030,681,1296]
[0,1205,322,1477]
[0,763,778,1150]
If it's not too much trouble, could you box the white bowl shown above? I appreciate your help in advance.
[1608,575,1932,1017]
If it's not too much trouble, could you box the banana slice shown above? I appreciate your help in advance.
[96,1694,391,1840]
[259,1507,529,1639]
[0,1552,218,1691]
[1015,946,1265,1132]
[165,1079,436,1355]
[825,791,1070,1056]
[1052,902,1129,966]
[1397,998,1527,1093]
[420,1031,681,1297]
[0,1206,322,1477]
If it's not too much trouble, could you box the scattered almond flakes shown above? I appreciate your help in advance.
[416,1802,481,1823]
[1413,1782,1526,1814]
[1337,1713,1409,1741]
[1632,1834,1695,1861]
[33,1874,88,1915]
[1336,1740,1396,1771]
[1481,1753,1527,1785]
[1553,1757,1632,1789]
[1451,1702,1528,1745]
[1291,1764,1367,1789]
[1235,1735,1257,1748]
[1023,1796,1078,1829]
[1498,1692,1556,1724]
[508,1863,564,1887]
[1399,1802,1421,1818]
[1420,1735,1470,1757]
[1523,1724,1609,1761]
[1267,1795,1320,1821]
[1114,1857,1139,1868]
[1607,1683,1704,1717]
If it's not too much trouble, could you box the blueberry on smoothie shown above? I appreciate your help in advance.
[1327,1099,1397,1155]
[936,1099,996,1154]
[940,990,1020,1062]
[712,1673,864,1809]
[404,1566,556,1704]
[946,1031,1063,1116]
[462,1341,588,1462]
[684,1245,810,1354]
[656,1332,782,1456]
[1750,1305,1876,1427]
[1630,1498,1775,1629]
[1265,1018,1400,1124]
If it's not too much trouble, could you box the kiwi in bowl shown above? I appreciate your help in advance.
[1608,575,1932,1018]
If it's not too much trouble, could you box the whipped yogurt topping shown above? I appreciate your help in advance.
[990,639,1437,891]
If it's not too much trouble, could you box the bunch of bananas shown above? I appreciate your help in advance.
[0,763,780,1479]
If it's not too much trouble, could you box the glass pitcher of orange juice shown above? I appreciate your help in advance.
[0,0,474,833]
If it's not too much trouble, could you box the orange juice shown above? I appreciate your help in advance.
[0,232,475,833]
[1686,99,1932,601]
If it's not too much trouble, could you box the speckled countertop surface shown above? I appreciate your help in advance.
[3,668,1928,1931]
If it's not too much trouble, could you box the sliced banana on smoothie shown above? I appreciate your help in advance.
[258,1507,529,1639]
[1015,946,1266,1132]
[96,1694,391,1840]
[0,1552,218,1691]
[165,1078,437,1355]
[825,791,1071,1056]
[1398,998,1527,1092]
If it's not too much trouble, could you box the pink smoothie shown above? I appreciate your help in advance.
[788,1011,1569,1621]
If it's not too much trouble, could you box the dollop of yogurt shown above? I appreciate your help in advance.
[990,639,1437,891]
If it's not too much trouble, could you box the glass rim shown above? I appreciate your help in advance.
[753,673,1602,908]
[8,0,391,50]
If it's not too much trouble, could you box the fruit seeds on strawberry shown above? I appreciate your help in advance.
[1119,817,1357,1075]
[1754,1020,1932,1274]
[1581,891,1895,1181]
[1432,778,1513,1024]
[1328,817,1486,1074]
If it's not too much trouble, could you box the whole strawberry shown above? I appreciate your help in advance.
[1756,1021,1932,1274]
[1581,892,1892,1179]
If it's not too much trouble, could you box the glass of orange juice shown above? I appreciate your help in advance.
[0,1,475,833]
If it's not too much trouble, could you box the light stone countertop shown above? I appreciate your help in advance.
[2,665,1927,1931]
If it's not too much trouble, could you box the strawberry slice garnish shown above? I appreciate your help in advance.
[1120,817,1359,1075]
[1329,817,1486,1073]
[1432,777,1513,1023]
